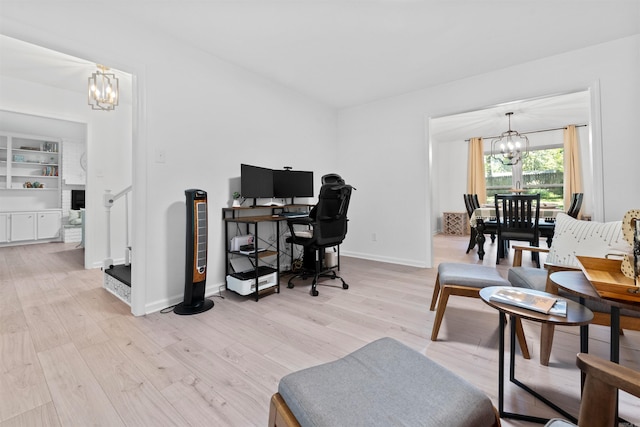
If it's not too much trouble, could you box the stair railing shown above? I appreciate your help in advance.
[103,185,132,269]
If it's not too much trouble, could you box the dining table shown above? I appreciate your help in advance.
[471,204,563,260]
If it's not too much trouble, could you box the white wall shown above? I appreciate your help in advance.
[0,6,337,314]
[338,35,640,268]
[0,76,132,270]
[140,48,336,313]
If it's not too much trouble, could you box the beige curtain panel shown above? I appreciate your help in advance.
[563,125,583,211]
[467,137,487,204]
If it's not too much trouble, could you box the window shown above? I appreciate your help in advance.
[485,147,564,207]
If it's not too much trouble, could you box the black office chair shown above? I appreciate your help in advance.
[321,173,344,185]
[286,181,354,296]
[495,193,541,267]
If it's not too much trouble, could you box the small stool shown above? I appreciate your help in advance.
[268,337,500,427]
[429,263,528,356]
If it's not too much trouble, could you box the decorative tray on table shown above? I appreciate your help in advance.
[576,256,640,303]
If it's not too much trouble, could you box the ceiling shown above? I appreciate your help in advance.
[108,0,639,109]
[0,1,637,137]
[429,90,591,143]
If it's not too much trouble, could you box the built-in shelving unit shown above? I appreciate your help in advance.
[0,132,62,245]
[0,133,60,190]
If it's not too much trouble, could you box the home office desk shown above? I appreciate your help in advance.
[222,205,313,301]
[471,206,561,260]
[480,286,593,424]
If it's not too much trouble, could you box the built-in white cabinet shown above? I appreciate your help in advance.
[37,211,62,239]
[10,212,36,242]
[0,213,8,243]
[0,210,62,244]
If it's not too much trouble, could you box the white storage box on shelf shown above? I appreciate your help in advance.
[227,270,278,296]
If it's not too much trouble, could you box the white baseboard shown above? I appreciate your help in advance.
[340,250,429,268]
[144,280,226,315]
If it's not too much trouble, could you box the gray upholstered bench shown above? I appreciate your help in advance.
[268,337,500,427]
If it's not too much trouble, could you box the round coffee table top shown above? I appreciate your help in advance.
[480,286,594,326]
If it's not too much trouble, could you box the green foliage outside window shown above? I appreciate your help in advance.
[484,148,565,206]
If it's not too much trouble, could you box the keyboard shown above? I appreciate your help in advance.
[280,212,308,218]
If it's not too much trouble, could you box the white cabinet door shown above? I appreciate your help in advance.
[11,213,36,242]
[0,213,8,242]
[37,211,62,239]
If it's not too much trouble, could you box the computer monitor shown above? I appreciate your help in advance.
[273,170,314,198]
[241,164,274,198]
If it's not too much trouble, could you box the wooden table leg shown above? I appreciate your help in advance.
[476,219,486,260]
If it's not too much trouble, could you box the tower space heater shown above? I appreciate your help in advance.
[174,189,214,315]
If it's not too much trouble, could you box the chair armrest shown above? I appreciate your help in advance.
[512,245,550,254]
[287,217,313,226]
[543,263,581,293]
[512,245,550,267]
[576,353,640,426]
[286,217,315,240]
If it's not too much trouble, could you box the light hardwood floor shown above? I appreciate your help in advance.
[1,236,639,426]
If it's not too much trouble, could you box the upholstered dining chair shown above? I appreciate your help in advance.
[545,353,640,427]
[508,213,640,365]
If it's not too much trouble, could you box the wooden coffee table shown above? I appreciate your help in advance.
[550,271,640,364]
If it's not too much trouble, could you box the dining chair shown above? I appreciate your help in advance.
[463,194,478,253]
[539,192,583,247]
[464,193,496,254]
[495,193,541,267]
[566,192,584,218]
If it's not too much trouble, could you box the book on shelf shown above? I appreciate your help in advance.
[490,288,558,315]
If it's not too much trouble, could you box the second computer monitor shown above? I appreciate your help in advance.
[273,169,314,198]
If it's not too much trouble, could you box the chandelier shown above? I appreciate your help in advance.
[491,112,529,166]
[88,65,119,111]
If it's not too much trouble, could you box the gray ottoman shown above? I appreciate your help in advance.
[269,337,499,427]
[429,263,510,341]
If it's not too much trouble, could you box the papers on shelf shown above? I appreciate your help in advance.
[490,288,558,315]
[239,247,267,255]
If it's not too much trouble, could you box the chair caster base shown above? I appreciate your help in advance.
[287,283,295,289]
[342,283,349,289]
[311,289,319,296]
